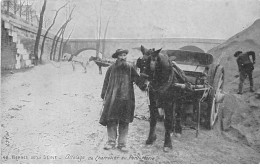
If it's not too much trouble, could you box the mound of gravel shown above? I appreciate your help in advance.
[209,18,260,153]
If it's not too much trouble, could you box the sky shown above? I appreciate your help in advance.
[32,0,260,40]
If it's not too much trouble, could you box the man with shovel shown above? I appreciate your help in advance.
[234,51,256,94]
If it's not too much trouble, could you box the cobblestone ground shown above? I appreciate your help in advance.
[1,62,260,164]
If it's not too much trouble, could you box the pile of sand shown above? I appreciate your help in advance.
[208,19,260,153]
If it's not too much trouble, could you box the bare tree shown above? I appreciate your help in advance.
[33,0,47,66]
[96,0,103,60]
[50,26,62,60]
[54,24,68,61]
[96,1,119,74]
[50,22,69,60]
[50,6,75,60]
[62,26,74,55]
[101,16,111,56]
[39,2,68,63]
[59,25,74,61]
[102,1,119,55]
[58,28,66,61]
[55,15,73,60]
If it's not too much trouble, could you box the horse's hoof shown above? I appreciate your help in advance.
[146,135,157,145]
[163,146,172,153]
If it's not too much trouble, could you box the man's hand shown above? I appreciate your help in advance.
[185,82,194,91]
[140,82,149,91]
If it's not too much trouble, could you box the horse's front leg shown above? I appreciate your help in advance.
[99,66,102,75]
[146,90,159,145]
[146,105,158,144]
[174,101,182,136]
[81,62,87,73]
[163,102,174,152]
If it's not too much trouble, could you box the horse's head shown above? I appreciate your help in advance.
[136,45,155,74]
[144,48,174,85]
[138,47,175,91]
[67,54,75,62]
[63,53,72,61]
[141,45,155,60]
[89,56,98,62]
[148,48,163,72]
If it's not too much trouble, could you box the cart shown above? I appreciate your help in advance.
[163,50,225,136]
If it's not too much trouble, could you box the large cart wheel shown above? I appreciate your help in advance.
[206,65,224,129]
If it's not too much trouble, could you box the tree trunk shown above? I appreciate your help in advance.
[96,0,102,59]
[53,30,62,60]
[50,6,74,60]
[62,27,74,56]
[40,3,67,63]
[33,0,47,66]
[53,22,68,60]
[58,28,65,61]
[102,16,111,56]
[50,29,61,60]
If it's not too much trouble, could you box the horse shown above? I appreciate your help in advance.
[136,45,164,137]
[63,53,96,73]
[139,47,190,152]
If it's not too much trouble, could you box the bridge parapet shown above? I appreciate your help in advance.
[64,38,225,63]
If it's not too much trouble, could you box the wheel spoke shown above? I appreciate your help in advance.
[217,74,224,90]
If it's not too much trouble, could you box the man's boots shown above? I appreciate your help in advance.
[238,82,243,94]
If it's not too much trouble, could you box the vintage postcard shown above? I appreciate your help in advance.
[1,0,260,164]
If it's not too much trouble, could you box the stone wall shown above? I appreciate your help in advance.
[1,20,17,70]
[1,13,57,70]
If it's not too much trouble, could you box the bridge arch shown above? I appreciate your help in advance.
[73,48,102,56]
[62,48,103,61]
[74,48,103,59]
[179,45,205,53]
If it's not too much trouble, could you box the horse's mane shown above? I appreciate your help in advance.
[157,53,171,71]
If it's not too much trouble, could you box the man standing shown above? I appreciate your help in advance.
[234,51,256,94]
[99,49,145,152]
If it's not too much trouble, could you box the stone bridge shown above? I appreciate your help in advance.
[63,38,225,61]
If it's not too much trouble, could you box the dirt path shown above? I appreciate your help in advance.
[1,62,260,164]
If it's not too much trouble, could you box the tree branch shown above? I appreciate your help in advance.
[40,2,68,61]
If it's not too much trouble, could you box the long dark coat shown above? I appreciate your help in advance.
[99,60,142,126]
